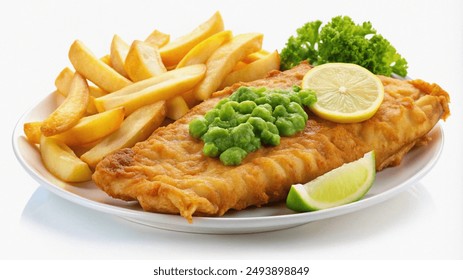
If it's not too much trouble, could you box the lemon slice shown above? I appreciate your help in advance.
[286,151,375,211]
[302,63,384,123]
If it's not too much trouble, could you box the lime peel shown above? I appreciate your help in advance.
[286,151,376,212]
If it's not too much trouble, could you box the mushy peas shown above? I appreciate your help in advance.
[189,86,317,165]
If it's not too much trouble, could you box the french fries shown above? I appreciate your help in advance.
[40,136,93,182]
[41,73,89,136]
[52,107,125,146]
[124,40,167,82]
[54,68,103,115]
[110,35,130,78]
[145,29,170,48]
[181,90,200,108]
[159,11,224,67]
[193,33,264,100]
[176,30,232,68]
[166,96,189,120]
[55,67,106,98]
[100,55,112,65]
[69,40,132,92]
[81,101,166,168]
[54,67,75,95]
[123,38,190,119]
[242,49,270,63]
[94,64,206,115]
[222,50,280,87]
[26,11,280,183]
[24,122,42,144]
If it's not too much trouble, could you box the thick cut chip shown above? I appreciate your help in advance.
[241,49,270,63]
[231,61,248,71]
[81,101,166,168]
[40,136,92,182]
[166,96,189,120]
[55,67,106,98]
[52,107,125,146]
[176,30,232,68]
[54,68,104,115]
[41,73,89,136]
[181,90,200,108]
[69,40,132,92]
[99,54,111,65]
[124,40,167,82]
[221,50,280,87]
[110,35,130,78]
[23,121,42,144]
[159,11,224,67]
[193,33,263,100]
[145,29,170,48]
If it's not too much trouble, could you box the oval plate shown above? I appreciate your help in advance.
[13,92,444,234]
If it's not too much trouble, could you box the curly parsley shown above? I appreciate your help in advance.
[280,16,408,77]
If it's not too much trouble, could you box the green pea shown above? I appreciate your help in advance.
[219,103,236,121]
[259,103,273,112]
[215,137,234,152]
[266,122,279,134]
[288,113,306,131]
[267,93,290,108]
[236,113,251,124]
[189,117,208,138]
[202,127,232,152]
[275,117,296,136]
[228,101,240,109]
[287,102,308,121]
[237,100,257,114]
[220,147,248,166]
[251,105,275,122]
[289,93,302,106]
[204,109,219,123]
[203,142,219,157]
[231,123,255,147]
[202,126,228,141]
[254,96,268,105]
[261,129,280,146]
[241,136,261,153]
[209,117,231,129]
[247,117,267,135]
[292,85,301,92]
[228,118,238,128]
[298,89,317,106]
[230,87,259,102]
[253,87,267,95]
[215,98,230,109]
[273,104,288,118]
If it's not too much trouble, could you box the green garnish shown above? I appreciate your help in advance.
[189,86,317,165]
[280,15,408,77]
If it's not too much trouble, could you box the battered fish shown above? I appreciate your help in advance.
[93,62,450,222]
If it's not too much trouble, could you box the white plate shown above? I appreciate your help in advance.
[13,92,444,234]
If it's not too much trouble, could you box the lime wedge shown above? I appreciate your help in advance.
[286,151,376,211]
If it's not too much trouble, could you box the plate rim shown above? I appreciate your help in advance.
[12,92,445,234]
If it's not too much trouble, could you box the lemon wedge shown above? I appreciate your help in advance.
[302,63,384,123]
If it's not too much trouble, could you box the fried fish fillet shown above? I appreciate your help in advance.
[93,62,450,222]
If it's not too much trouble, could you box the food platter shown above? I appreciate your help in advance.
[13,92,444,234]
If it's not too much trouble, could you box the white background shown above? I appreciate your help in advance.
[1,0,462,268]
